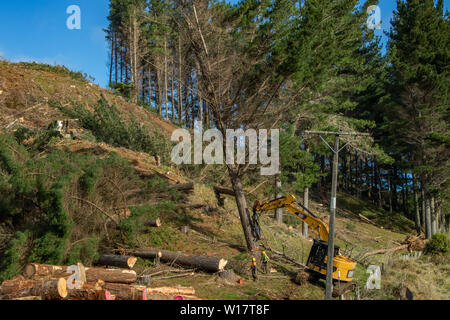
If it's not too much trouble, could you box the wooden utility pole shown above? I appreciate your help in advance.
[304,131,370,300]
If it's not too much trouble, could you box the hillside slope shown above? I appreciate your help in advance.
[0,62,448,300]
[0,61,177,135]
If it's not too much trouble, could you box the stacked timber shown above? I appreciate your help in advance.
[24,263,138,284]
[0,259,200,300]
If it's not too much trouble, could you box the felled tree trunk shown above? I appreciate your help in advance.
[102,283,196,300]
[168,183,194,192]
[24,263,137,284]
[95,255,137,269]
[102,283,146,300]
[146,286,195,296]
[144,218,162,228]
[67,281,109,300]
[131,249,227,272]
[0,277,68,300]
[214,185,235,196]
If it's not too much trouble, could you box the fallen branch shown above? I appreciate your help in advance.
[358,214,376,226]
[154,272,195,280]
[71,196,118,225]
[168,183,194,192]
[362,244,408,258]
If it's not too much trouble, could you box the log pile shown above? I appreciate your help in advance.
[0,261,199,300]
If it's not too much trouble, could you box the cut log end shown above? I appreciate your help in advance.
[58,278,68,298]
[127,256,137,269]
[24,264,37,278]
[218,259,228,272]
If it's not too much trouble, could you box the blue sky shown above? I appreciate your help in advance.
[0,0,448,88]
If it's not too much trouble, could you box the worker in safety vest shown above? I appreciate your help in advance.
[260,251,270,273]
[250,257,258,281]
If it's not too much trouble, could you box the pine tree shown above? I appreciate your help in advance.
[386,0,449,237]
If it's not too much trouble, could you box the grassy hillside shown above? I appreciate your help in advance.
[0,61,177,136]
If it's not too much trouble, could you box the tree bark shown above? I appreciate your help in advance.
[425,195,432,239]
[67,281,109,300]
[274,175,283,223]
[0,277,67,300]
[229,172,259,251]
[102,283,195,300]
[431,196,436,236]
[131,249,227,272]
[178,37,183,125]
[412,175,421,235]
[168,183,194,192]
[214,185,235,196]
[95,255,137,269]
[303,186,309,239]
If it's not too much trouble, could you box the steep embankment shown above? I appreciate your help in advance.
[0,61,177,135]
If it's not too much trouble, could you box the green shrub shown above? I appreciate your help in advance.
[425,233,449,255]
[0,134,119,276]
[110,82,134,98]
[52,98,172,163]
[66,237,100,266]
[0,231,30,282]
[18,62,89,82]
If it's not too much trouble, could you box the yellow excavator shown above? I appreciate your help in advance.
[252,195,357,283]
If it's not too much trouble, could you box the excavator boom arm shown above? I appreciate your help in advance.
[253,195,329,242]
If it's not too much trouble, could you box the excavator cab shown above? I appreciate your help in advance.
[306,239,356,282]
[307,239,340,272]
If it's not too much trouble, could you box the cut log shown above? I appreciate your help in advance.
[131,249,227,272]
[102,283,146,300]
[146,286,195,296]
[103,284,197,301]
[96,254,137,269]
[24,264,67,279]
[67,283,109,300]
[214,186,235,196]
[0,278,67,300]
[24,263,137,284]
[13,296,42,300]
[144,218,162,228]
[168,183,194,192]
[358,214,376,225]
